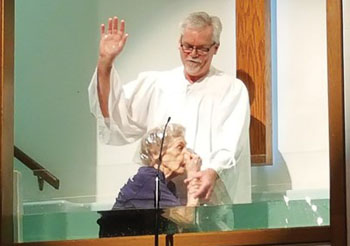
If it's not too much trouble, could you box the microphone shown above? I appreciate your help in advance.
[154,117,171,246]
[157,117,171,185]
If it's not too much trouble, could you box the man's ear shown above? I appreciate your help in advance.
[214,44,220,55]
[178,36,183,50]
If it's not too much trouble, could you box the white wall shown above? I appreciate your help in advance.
[14,0,99,203]
[252,0,329,196]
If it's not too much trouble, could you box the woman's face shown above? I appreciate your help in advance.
[161,137,188,179]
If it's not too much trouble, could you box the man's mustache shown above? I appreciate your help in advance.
[186,58,201,63]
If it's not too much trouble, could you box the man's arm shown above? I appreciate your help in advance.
[185,80,251,202]
[97,17,128,117]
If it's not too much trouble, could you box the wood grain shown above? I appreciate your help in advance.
[327,0,347,245]
[15,227,330,246]
[236,0,272,164]
[0,0,14,245]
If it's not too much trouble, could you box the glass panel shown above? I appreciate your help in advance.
[13,0,330,243]
[19,198,329,242]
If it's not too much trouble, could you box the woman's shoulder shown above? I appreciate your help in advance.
[123,166,155,189]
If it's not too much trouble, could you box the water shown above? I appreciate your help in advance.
[19,198,329,242]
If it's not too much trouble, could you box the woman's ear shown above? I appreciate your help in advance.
[150,149,161,166]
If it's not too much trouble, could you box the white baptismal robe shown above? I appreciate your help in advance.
[88,66,251,204]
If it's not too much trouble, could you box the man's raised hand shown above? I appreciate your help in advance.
[98,16,128,68]
[96,17,128,118]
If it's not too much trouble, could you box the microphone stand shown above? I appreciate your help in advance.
[154,117,171,246]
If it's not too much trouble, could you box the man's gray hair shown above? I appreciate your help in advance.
[140,123,185,166]
[179,11,222,44]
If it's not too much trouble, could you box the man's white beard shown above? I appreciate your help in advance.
[185,59,201,75]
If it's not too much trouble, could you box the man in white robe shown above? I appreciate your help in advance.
[89,12,251,205]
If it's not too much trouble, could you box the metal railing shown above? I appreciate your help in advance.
[14,146,60,190]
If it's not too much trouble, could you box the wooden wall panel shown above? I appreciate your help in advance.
[15,227,330,246]
[0,0,14,245]
[327,0,347,245]
[236,0,272,164]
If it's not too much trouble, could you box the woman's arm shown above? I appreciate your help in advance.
[162,151,201,226]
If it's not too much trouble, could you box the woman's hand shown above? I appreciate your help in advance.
[184,150,201,177]
[184,150,217,202]
[183,150,201,206]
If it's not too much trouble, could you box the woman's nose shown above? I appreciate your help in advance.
[183,149,191,160]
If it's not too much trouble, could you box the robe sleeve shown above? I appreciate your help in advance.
[204,79,251,203]
[88,66,156,145]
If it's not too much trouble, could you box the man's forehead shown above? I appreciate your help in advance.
[183,25,213,35]
[182,26,213,43]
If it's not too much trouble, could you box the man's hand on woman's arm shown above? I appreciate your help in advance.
[185,168,218,202]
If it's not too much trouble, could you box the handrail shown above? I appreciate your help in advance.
[14,146,60,190]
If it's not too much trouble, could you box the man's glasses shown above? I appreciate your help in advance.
[180,42,216,56]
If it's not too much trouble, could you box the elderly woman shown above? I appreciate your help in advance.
[112,123,201,210]
[97,124,201,237]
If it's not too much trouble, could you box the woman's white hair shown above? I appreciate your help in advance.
[140,123,185,166]
[179,11,222,44]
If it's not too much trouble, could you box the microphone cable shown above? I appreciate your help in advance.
[154,117,171,246]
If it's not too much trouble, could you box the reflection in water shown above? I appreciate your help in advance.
[277,194,327,229]
[304,196,324,226]
[317,217,324,226]
[305,196,312,206]
[19,196,329,242]
[283,195,290,207]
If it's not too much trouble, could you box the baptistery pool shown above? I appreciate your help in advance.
[17,191,329,242]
